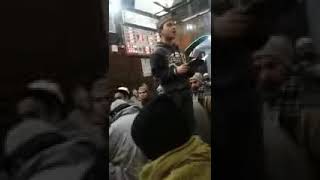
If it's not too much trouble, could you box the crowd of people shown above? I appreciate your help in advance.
[109,75,212,179]
[4,0,320,179]
[0,11,212,180]
[214,0,320,180]
[0,72,209,180]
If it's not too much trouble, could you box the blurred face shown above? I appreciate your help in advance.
[138,88,149,102]
[190,79,202,92]
[160,20,177,40]
[253,56,287,90]
[73,86,91,111]
[214,8,257,40]
[91,92,111,126]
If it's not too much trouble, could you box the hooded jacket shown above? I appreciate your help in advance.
[109,103,147,180]
[150,42,190,93]
[139,136,211,180]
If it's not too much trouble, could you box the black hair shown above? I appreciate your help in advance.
[131,95,192,160]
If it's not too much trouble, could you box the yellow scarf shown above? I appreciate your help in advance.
[140,136,211,180]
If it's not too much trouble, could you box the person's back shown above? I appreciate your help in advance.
[139,136,210,180]
[109,99,147,180]
[131,95,211,180]
[3,118,107,180]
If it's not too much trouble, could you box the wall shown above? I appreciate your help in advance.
[108,49,155,94]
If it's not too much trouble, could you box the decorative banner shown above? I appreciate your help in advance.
[141,58,152,77]
[123,25,160,56]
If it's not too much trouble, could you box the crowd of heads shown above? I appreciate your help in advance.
[252,35,317,94]
[213,1,320,179]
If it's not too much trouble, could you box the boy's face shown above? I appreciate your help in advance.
[160,20,177,40]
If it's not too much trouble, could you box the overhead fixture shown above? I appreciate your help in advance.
[109,0,121,15]
[153,0,194,17]
[186,24,195,31]
[181,9,210,22]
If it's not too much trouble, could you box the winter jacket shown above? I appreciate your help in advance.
[3,118,106,180]
[150,42,190,93]
[109,105,148,180]
[139,136,211,180]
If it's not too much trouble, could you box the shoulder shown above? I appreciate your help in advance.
[110,112,138,133]
[165,161,211,180]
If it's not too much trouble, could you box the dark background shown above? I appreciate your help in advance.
[0,0,108,154]
[0,0,108,108]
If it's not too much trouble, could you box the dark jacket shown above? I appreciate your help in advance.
[63,109,107,150]
[213,41,263,180]
[3,118,107,180]
[150,42,190,93]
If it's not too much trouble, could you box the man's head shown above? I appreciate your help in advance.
[138,84,150,104]
[72,85,92,111]
[17,80,65,123]
[295,37,315,62]
[213,0,266,40]
[252,35,294,91]
[90,78,111,126]
[213,0,286,47]
[131,95,192,160]
[157,15,177,41]
[190,73,203,93]
[114,87,130,101]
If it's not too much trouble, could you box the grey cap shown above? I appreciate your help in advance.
[157,14,174,31]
